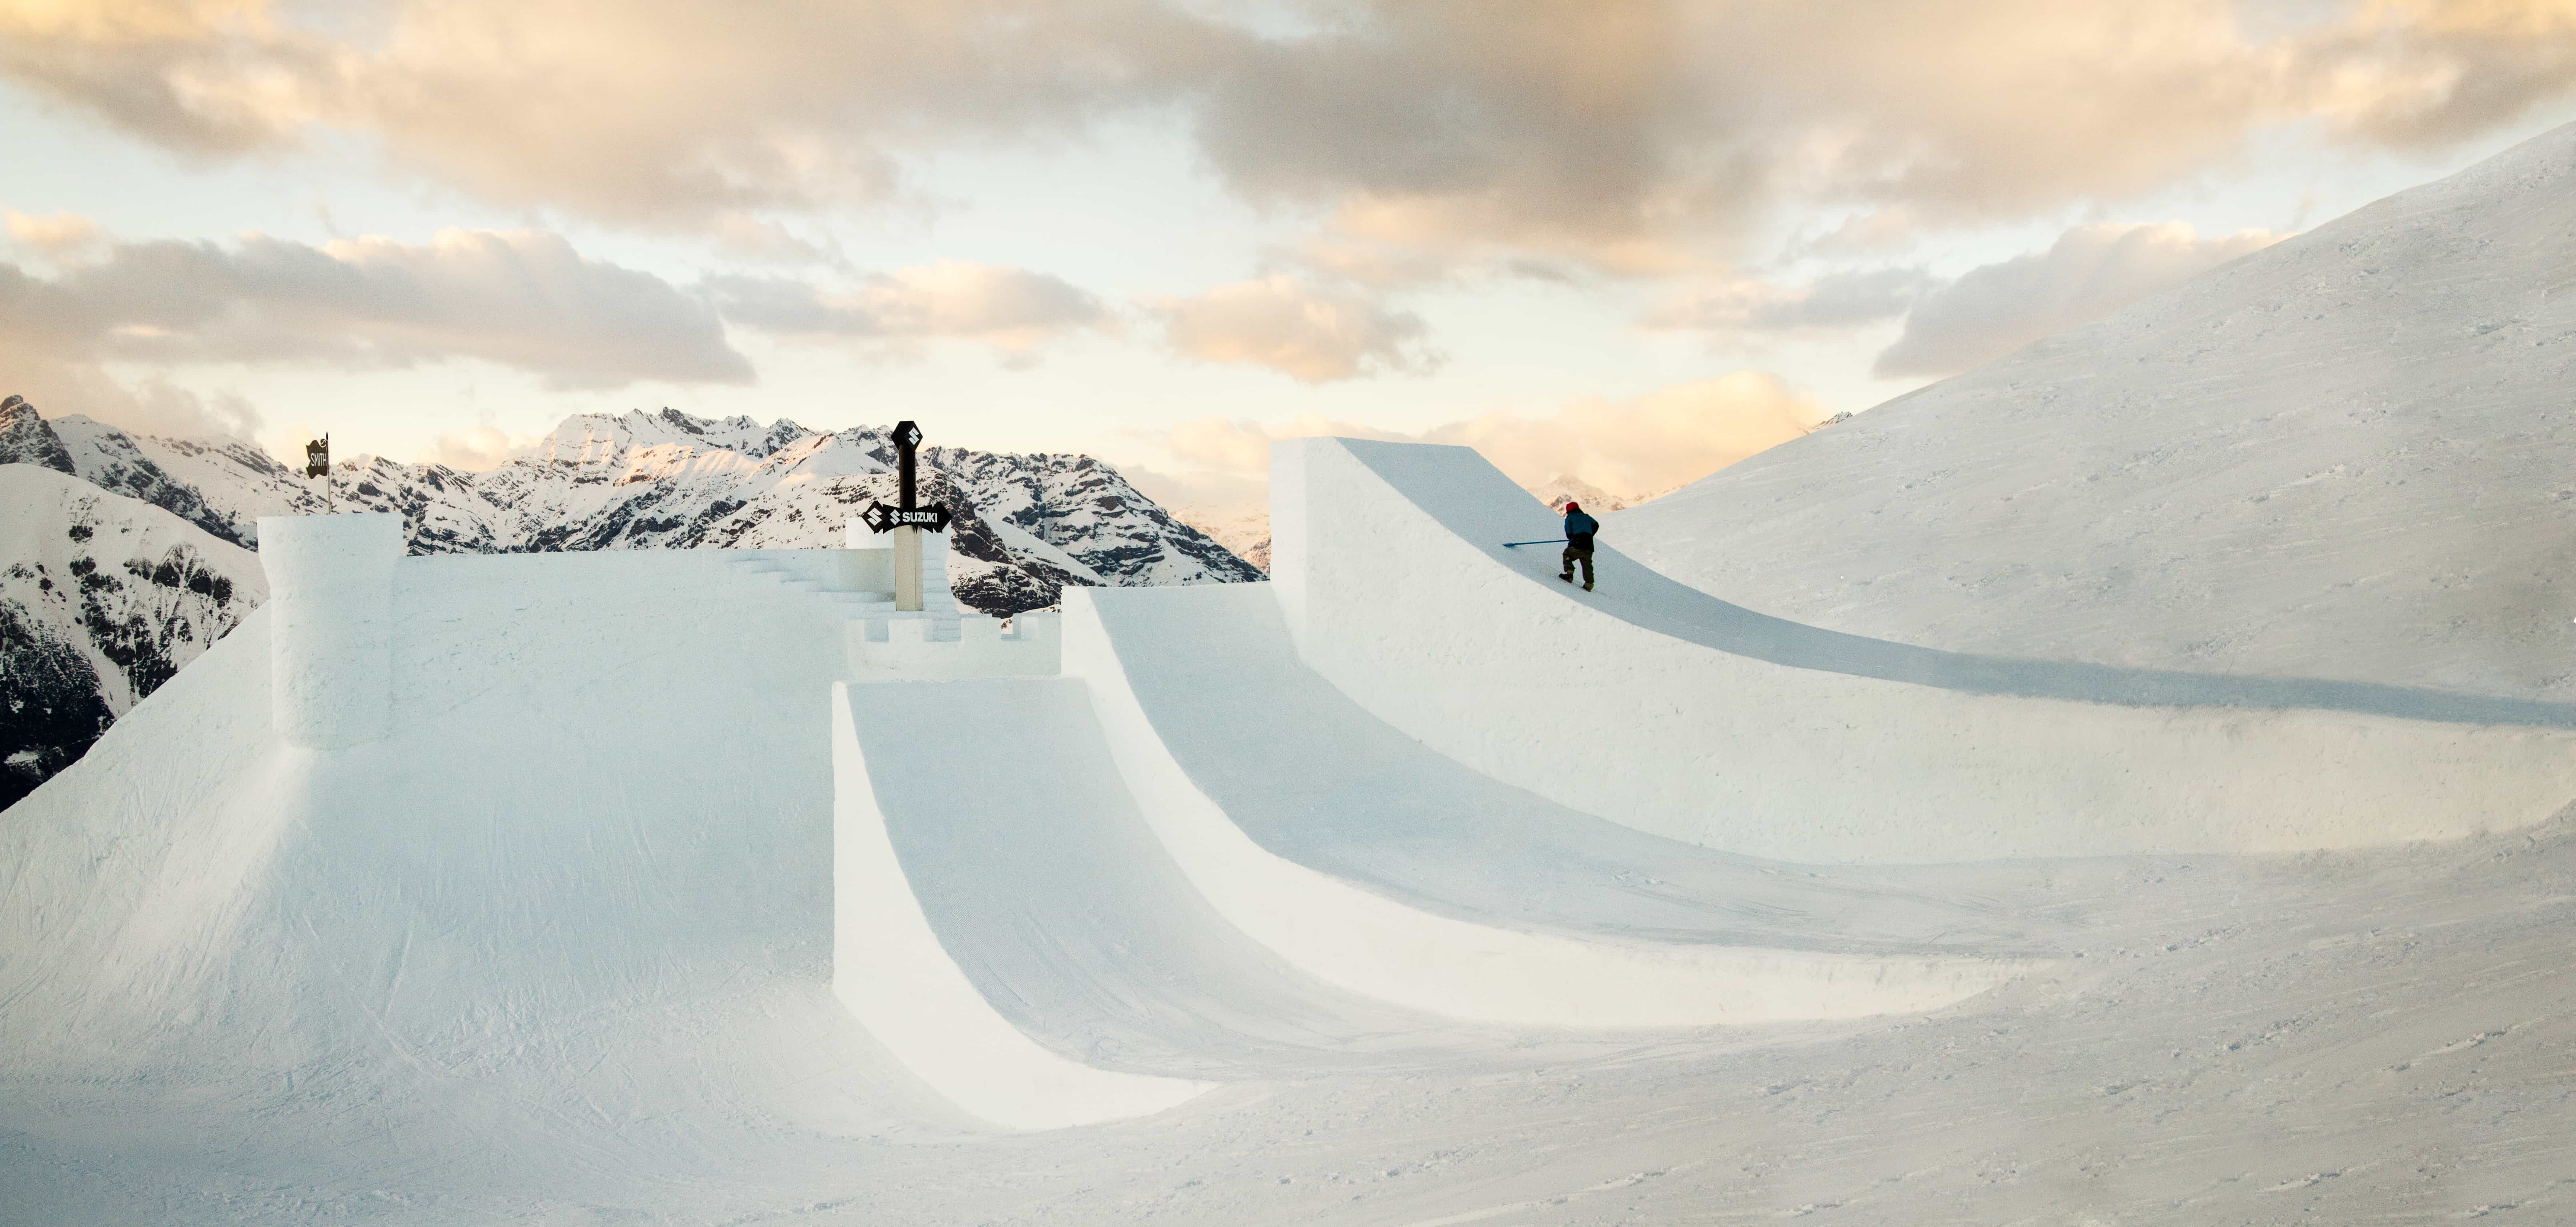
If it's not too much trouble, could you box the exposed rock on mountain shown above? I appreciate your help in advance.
[0,465,264,808]
[0,396,75,475]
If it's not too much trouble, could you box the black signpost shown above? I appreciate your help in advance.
[868,420,949,611]
[897,420,920,508]
[305,433,332,513]
[859,503,951,532]
[862,419,952,536]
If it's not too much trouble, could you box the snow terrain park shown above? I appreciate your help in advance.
[10,124,2576,1227]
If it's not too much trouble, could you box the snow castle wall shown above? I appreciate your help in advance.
[257,513,401,750]
[1270,437,2576,863]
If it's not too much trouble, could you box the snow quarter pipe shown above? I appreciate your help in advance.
[1271,437,2576,863]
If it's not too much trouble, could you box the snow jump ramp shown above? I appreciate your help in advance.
[1271,437,2576,864]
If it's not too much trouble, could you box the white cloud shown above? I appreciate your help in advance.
[12,1,2553,279]
[710,261,1115,357]
[1647,267,1935,335]
[1111,460,1270,521]
[0,227,753,388]
[1874,222,2288,377]
[5,209,106,257]
[1148,275,1438,383]
[708,213,846,267]
[0,367,264,443]
[1161,372,1825,501]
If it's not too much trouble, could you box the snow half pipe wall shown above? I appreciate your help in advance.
[1059,582,2035,1028]
[828,680,1215,1129]
[1270,437,2576,863]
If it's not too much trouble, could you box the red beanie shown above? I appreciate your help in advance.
[1563,501,1581,512]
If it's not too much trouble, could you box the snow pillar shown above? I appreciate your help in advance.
[257,513,401,749]
[847,517,949,613]
[893,526,924,612]
[1269,440,1315,652]
[838,520,896,595]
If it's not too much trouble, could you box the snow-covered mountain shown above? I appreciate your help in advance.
[7,401,1262,614]
[1170,504,1273,573]
[0,399,1258,804]
[1525,475,1630,513]
[0,464,263,808]
[1613,120,2576,701]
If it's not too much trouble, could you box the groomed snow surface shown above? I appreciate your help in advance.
[7,421,2575,1222]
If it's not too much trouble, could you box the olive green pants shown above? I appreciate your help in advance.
[1560,544,1594,588]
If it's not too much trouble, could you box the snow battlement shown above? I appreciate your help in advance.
[848,610,1062,678]
[836,516,1062,676]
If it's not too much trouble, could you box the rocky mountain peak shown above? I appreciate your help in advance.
[541,407,804,465]
[1527,475,1628,513]
[0,395,76,476]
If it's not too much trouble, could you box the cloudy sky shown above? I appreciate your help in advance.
[5,1,2575,510]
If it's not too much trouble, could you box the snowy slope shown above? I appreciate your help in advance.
[0,464,263,808]
[1613,120,2576,699]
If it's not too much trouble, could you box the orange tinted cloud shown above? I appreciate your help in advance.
[5,1,2569,273]
[1148,276,1437,382]
[1164,372,1826,501]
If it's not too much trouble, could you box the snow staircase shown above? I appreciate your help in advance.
[722,548,1060,678]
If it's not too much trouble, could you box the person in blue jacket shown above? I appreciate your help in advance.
[1559,501,1599,591]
